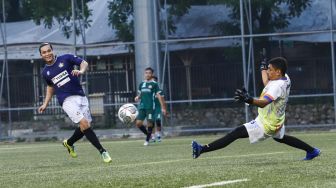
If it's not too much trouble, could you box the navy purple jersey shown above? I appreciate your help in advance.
[42,54,85,105]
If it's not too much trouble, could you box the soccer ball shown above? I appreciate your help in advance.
[118,103,138,125]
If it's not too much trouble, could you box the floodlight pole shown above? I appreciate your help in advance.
[239,0,249,122]
[133,0,158,87]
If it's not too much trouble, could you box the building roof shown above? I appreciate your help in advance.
[0,0,334,59]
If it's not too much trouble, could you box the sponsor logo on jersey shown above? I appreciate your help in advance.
[148,85,152,89]
[59,62,64,68]
[56,77,71,88]
[141,88,151,92]
[47,71,50,76]
[52,70,69,84]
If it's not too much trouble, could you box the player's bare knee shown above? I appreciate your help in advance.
[135,120,142,128]
[147,121,154,128]
[79,118,90,131]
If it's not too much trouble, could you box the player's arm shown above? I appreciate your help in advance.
[261,69,269,86]
[234,88,271,108]
[156,93,167,116]
[72,60,88,76]
[250,97,271,108]
[38,85,54,113]
[135,84,141,102]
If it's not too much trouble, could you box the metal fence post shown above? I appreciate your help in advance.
[240,0,249,122]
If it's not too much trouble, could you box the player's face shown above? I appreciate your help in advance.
[40,45,55,64]
[144,70,153,81]
[267,64,282,80]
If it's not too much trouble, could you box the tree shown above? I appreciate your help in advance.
[1,0,31,22]
[107,0,208,42]
[2,0,93,38]
[210,0,311,35]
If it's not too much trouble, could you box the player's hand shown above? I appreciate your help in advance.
[38,104,47,114]
[234,88,253,104]
[162,108,168,117]
[260,59,268,71]
[71,70,83,76]
[260,51,268,71]
[134,96,140,102]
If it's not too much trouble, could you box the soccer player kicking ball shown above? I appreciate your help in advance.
[192,57,321,160]
[38,43,112,163]
[135,68,167,146]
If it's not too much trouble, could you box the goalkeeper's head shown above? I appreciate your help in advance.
[267,57,287,80]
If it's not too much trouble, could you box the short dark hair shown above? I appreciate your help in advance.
[268,57,287,76]
[39,42,53,54]
[145,67,154,73]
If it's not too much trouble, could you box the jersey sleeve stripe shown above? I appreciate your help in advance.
[264,95,274,102]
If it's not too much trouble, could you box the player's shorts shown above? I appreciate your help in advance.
[244,117,285,144]
[62,95,92,124]
[136,109,154,122]
[154,108,162,121]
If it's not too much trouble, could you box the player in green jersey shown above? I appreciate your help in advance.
[135,67,167,146]
[151,76,165,142]
[192,57,320,160]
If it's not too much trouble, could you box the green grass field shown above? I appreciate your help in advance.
[0,132,336,188]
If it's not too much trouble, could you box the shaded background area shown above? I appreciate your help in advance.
[0,0,335,140]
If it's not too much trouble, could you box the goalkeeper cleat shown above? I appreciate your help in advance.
[192,140,203,159]
[303,148,321,160]
[63,140,77,158]
[101,151,112,163]
[157,135,161,142]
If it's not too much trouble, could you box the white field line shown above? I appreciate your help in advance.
[0,151,287,177]
[182,179,250,188]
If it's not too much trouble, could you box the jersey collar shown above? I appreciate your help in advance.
[45,55,58,67]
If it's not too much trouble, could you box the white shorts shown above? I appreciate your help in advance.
[62,95,92,124]
[244,118,285,144]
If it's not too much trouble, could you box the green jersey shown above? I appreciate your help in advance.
[154,92,163,111]
[138,80,162,110]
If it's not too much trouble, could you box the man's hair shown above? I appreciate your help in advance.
[268,57,287,76]
[39,42,53,54]
[152,76,158,81]
[145,67,154,73]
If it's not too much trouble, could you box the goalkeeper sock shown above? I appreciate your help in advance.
[201,125,248,154]
[67,127,84,146]
[273,135,314,153]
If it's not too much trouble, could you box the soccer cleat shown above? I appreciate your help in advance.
[144,141,149,146]
[192,140,203,159]
[101,151,112,163]
[303,148,321,160]
[63,140,77,158]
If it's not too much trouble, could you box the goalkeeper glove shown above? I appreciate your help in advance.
[234,88,253,104]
